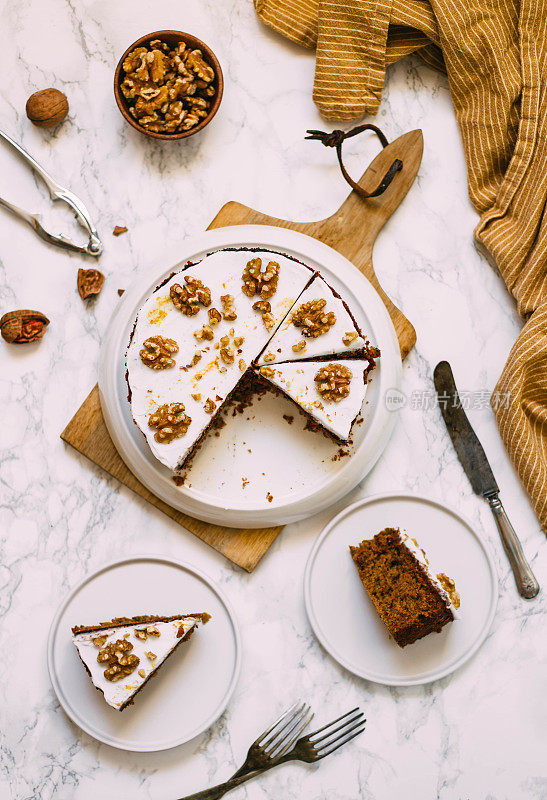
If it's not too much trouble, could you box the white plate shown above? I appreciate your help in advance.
[304,493,497,686]
[98,226,402,528]
[47,556,241,751]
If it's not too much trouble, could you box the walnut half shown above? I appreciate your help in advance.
[148,402,192,443]
[140,335,179,369]
[170,275,211,316]
[97,639,140,682]
[242,258,280,299]
[314,364,352,402]
[292,298,336,338]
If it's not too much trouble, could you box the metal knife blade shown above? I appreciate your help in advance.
[433,360,539,599]
[433,360,498,497]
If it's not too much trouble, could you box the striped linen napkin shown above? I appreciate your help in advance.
[255,0,547,532]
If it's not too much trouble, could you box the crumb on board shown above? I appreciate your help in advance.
[266,492,273,503]
[113,225,128,236]
[242,477,249,489]
[118,288,125,296]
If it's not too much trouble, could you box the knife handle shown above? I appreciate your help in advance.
[488,496,540,599]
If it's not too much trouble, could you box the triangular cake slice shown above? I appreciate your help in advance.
[72,613,211,710]
[126,249,313,473]
[349,529,459,647]
[258,274,376,365]
[257,360,369,442]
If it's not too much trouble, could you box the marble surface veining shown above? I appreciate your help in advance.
[1,1,546,799]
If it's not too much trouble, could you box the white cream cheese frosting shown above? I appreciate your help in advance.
[257,274,366,365]
[73,617,199,710]
[126,249,313,472]
[258,359,368,441]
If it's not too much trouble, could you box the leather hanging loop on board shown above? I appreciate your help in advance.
[305,125,403,199]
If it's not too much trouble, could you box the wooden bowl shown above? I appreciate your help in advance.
[114,30,223,140]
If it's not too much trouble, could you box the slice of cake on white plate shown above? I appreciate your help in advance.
[125,249,314,473]
[257,274,379,366]
[257,359,369,442]
[349,529,459,647]
[72,613,211,711]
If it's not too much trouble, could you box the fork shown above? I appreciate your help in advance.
[178,707,365,800]
[229,701,313,779]
[177,702,312,800]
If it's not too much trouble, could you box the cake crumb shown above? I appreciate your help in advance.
[332,448,350,461]
[266,492,273,503]
[283,414,294,425]
[242,477,249,489]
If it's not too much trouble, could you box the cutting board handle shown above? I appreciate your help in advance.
[314,129,424,256]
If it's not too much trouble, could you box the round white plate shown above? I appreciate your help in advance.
[47,556,241,751]
[98,226,402,528]
[304,493,497,686]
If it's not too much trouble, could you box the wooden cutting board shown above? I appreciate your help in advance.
[61,129,422,572]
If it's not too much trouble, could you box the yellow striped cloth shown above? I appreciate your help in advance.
[255,0,547,532]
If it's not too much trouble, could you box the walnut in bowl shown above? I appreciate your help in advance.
[114,30,223,140]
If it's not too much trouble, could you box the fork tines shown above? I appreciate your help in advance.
[259,702,314,759]
[309,707,366,757]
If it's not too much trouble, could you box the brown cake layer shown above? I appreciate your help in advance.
[350,528,453,648]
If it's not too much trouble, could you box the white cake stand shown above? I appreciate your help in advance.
[98,226,402,527]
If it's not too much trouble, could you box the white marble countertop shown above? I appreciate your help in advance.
[1,2,546,799]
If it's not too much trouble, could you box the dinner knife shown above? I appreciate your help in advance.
[433,360,539,599]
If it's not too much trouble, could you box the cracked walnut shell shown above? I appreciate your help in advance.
[0,310,49,344]
[148,402,192,443]
[140,336,179,369]
[170,276,211,315]
[314,363,352,402]
[242,258,280,299]
[97,639,140,682]
[292,298,336,338]
[77,269,105,301]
